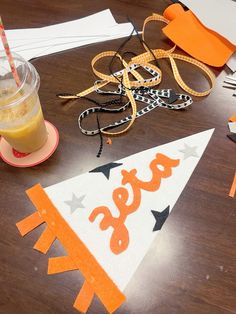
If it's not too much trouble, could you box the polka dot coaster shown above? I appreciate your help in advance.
[0,121,59,167]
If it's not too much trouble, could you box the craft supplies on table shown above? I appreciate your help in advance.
[16,129,214,313]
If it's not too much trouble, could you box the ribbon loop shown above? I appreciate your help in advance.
[58,11,215,136]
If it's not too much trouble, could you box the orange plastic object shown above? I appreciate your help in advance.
[162,4,236,67]
[229,114,236,122]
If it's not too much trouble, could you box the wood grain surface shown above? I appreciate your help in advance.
[0,1,235,313]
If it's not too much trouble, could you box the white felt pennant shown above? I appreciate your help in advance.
[45,129,214,291]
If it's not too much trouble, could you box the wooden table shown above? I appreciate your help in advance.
[0,1,235,313]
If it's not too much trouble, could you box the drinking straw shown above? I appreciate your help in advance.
[229,171,236,198]
[0,16,21,86]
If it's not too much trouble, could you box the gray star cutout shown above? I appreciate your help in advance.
[64,193,85,214]
[179,143,199,160]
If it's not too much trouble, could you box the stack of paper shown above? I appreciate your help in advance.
[223,72,236,96]
[179,0,236,72]
[1,9,133,61]
[228,115,236,143]
[179,0,236,45]
[227,53,236,73]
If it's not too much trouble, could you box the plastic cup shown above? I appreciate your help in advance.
[0,51,47,153]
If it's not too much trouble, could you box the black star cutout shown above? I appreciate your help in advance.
[89,162,123,180]
[151,206,170,232]
[227,133,236,143]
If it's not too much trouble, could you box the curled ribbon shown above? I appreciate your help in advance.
[58,13,215,135]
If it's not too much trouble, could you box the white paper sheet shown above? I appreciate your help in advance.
[228,122,236,133]
[12,23,133,56]
[180,0,236,45]
[5,9,117,41]
[45,129,214,291]
[0,9,133,61]
[227,52,236,72]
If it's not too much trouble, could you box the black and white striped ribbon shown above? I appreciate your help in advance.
[78,86,192,135]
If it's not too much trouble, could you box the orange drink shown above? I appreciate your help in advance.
[0,52,47,153]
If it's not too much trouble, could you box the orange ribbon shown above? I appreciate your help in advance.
[58,12,215,136]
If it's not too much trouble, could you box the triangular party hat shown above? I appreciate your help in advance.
[162,4,236,67]
[16,128,214,313]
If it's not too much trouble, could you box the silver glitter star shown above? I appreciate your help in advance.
[64,193,85,214]
[179,143,199,160]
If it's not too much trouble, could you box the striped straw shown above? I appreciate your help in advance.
[0,16,21,86]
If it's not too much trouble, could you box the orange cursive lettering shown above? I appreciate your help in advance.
[89,153,180,254]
